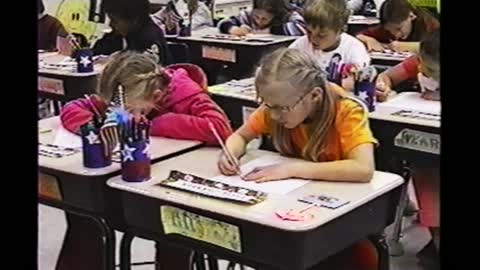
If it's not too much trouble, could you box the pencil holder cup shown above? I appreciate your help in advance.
[76,48,94,73]
[80,124,112,168]
[354,81,376,112]
[121,139,151,182]
[179,23,191,37]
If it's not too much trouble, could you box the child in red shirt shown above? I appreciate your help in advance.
[356,0,439,53]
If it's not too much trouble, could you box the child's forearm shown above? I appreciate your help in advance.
[288,159,374,183]
[225,133,248,158]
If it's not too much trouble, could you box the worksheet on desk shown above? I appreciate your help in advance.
[53,127,82,148]
[377,92,441,115]
[211,156,310,195]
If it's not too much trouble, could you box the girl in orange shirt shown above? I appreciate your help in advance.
[218,48,379,270]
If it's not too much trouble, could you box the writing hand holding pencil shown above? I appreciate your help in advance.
[209,122,245,178]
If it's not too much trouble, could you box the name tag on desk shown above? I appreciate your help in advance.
[299,194,350,209]
[202,46,236,63]
[38,77,65,95]
[160,205,242,252]
[394,128,440,155]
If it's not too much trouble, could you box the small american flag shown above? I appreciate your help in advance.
[354,66,378,112]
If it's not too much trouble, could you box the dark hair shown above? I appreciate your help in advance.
[420,29,439,63]
[303,0,349,32]
[38,0,45,14]
[254,0,292,24]
[102,0,150,24]
[379,0,414,25]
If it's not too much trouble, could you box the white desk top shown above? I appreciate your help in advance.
[348,16,380,25]
[107,147,403,232]
[38,52,103,77]
[39,117,203,176]
[177,27,299,46]
[370,51,413,62]
[208,77,257,101]
[371,92,441,128]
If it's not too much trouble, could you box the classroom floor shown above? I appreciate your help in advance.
[38,204,433,270]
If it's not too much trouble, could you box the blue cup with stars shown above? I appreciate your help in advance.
[354,81,376,112]
[75,48,94,73]
[121,139,151,182]
[80,123,112,168]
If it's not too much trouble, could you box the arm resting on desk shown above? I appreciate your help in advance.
[287,144,375,182]
[218,11,249,34]
[60,96,107,134]
[150,94,233,146]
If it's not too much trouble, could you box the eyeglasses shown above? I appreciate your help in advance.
[257,88,315,114]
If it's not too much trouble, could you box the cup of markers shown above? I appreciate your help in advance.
[119,115,152,182]
[354,66,378,112]
[81,121,112,168]
[76,48,94,73]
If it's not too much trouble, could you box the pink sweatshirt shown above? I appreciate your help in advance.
[60,65,233,145]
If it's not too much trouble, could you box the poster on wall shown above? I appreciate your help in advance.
[54,0,107,43]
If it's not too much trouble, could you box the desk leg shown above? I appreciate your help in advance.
[96,217,116,270]
[120,233,135,270]
[55,213,116,270]
[388,161,411,256]
[155,241,193,270]
[207,255,219,270]
[227,261,236,270]
[194,252,207,270]
[369,234,390,270]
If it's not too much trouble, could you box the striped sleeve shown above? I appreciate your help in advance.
[218,10,252,34]
[282,11,307,36]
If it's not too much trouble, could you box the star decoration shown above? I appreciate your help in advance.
[122,145,136,162]
[86,131,100,144]
[359,90,369,101]
[80,56,92,68]
[142,143,151,158]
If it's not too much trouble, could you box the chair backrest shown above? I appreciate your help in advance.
[167,42,191,64]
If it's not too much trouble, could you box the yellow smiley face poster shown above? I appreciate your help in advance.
[55,0,102,42]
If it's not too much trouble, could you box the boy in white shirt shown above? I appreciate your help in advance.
[289,0,370,75]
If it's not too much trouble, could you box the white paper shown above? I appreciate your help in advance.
[211,156,310,195]
[377,92,441,115]
[53,127,82,148]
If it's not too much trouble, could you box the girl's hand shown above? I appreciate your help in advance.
[375,74,393,102]
[243,163,293,183]
[421,91,440,101]
[218,152,240,176]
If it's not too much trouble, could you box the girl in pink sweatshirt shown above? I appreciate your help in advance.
[60,50,232,145]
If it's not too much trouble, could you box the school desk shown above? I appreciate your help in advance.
[347,15,380,35]
[369,92,440,256]
[38,52,103,102]
[175,27,299,83]
[370,51,413,68]
[108,147,403,270]
[38,116,203,270]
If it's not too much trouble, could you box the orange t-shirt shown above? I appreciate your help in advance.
[246,97,377,162]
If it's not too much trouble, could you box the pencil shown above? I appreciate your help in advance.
[39,128,52,134]
[208,121,242,175]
